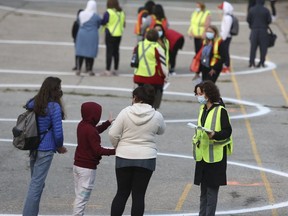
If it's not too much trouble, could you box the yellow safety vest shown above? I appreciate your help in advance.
[106,9,125,37]
[134,39,158,77]
[188,10,210,37]
[192,105,233,163]
[210,37,222,66]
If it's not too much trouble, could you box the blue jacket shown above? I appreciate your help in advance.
[26,99,64,151]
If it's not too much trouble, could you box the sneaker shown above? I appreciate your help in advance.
[88,71,95,76]
[99,70,112,76]
[72,66,77,71]
[170,72,177,76]
[222,66,231,73]
[112,70,118,76]
[256,62,266,68]
[75,70,81,76]
[248,63,255,69]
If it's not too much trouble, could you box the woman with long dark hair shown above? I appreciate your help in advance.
[22,77,67,216]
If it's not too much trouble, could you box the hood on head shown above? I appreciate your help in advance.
[127,103,155,126]
[218,1,234,14]
[81,102,102,126]
[256,0,265,5]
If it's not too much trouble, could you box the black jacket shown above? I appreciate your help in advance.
[247,0,271,29]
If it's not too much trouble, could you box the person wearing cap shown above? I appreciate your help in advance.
[218,1,234,73]
[188,2,211,54]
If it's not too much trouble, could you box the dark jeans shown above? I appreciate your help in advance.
[111,167,153,216]
[105,34,122,71]
[194,38,203,54]
[222,37,232,67]
[249,29,269,65]
[199,183,220,216]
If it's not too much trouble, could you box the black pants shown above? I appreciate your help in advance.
[76,56,94,71]
[111,167,153,216]
[270,0,276,16]
[199,183,220,216]
[222,37,232,67]
[105,34,122,71]
[249,29,269,65]
[194,38,203,54]
[169,37,184,70]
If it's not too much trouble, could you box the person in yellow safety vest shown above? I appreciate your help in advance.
[188,2,211,54]
[133,29,169,109]
[153,24,170,71]
[141,4,169,40]
[134,1,155,42]
[192,80,233,216]
[192,25,224,83]
[101,0,125,76]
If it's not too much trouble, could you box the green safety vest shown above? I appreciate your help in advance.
[188,10,210,37]
[192,105,233,163]
[106,9,125,37]
[134,39,158,77]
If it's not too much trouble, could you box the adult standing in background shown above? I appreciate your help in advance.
[22,77,67,216]
[134,1,155,42]
[101,0,125,76]
[218,1,234,73]
[109,84,166,216]
[247,0,271,68]
[188,2,211,54]
[72,9,83,71]
[141,4,169,38]
[192,80,233,216]
[133,29,169,109]
[75,0,102,76]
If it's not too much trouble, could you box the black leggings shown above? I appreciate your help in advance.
[270,0,276,16]
[105,34,122,71]
[111,167,153,216]
[76,56,94,71]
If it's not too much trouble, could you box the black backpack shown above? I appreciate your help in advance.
[230,15,239,36]
[12,109,50,150]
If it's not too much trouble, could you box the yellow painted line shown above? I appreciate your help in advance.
[175,183,192,211]
[230,70,278,216]
[272,69,288,106]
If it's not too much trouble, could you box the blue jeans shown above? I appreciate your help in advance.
[23,150,54,216]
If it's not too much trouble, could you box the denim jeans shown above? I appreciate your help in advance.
[23,150,54,216]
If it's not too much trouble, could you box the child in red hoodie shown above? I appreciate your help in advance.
[73,102,115,216]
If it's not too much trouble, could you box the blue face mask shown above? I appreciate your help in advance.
[158,31,163,38]
[197,95,208,104]
[206,32,215,40]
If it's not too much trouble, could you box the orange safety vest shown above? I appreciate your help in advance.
[134,9,148,35]
[148,15,168,31]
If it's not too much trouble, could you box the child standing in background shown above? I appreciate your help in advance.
[73,102,115,216]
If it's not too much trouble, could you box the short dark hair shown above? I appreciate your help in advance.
[146,29,159,42]
[194,80,220,103]
[133,84,155,106]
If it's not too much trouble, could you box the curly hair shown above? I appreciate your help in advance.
[194,80,220,103]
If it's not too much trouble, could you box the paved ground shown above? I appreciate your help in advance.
[0,0,288,215]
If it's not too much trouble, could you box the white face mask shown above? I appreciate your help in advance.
[206,32,215,40]
[197,95,208,104]
[158,31,163,38]
[195,8,201,12]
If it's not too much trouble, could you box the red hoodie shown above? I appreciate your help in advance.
[74,102,115,169]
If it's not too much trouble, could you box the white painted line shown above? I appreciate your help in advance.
[0,141,287,215]
[0,84,270,121]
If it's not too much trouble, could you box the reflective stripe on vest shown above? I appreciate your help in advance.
[134,40,157,77]
[190,10,210,37]
[210,37,222,66]
[192,105,233,163]
[107,9,124,36]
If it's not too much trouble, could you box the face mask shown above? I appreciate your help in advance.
[158,31,163,38]
[197,95,208,104]
[206,32,215,40]
[195,8,201,12]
